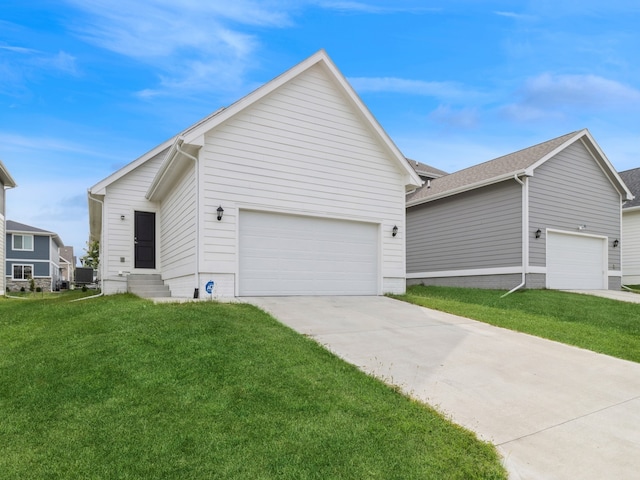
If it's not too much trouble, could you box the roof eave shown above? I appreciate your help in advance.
[0,161,17,188]
[407,170,529,207]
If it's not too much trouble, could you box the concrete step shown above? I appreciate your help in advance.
[127,274,171,298]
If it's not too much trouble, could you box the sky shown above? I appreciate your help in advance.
[2,0,640,260]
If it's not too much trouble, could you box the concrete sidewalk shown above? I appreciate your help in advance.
[564,289,640,303]
[245,296,640,480]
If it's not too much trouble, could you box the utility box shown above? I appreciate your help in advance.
[76,267,95,285]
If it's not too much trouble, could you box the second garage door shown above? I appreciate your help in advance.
[547,231,606,290]
[239,210,379,296]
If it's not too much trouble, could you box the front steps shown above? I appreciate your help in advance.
[127,274,171,298]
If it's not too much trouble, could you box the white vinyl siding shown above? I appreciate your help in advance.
[407,181,522,274]
[547,232,606,289]
[622,210,640,284]
[159,162,197,296]
[238,210,378,296]
[0,214,4,294]
[101,149,167,293]
[529,141,621,273]
[199,64,406,292]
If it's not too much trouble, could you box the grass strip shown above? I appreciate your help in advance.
[393,286,640,363]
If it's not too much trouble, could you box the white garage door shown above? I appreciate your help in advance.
[547,232,606,289]
[239,211,379,296]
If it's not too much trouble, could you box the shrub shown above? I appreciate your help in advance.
[29,278,36,292]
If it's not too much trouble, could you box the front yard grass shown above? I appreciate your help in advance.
[394,286,640,363]
[0,294,506,479]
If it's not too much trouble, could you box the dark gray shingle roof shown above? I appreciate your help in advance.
[619,168,640,209]
[407,130,582,205]
[407,159,449,179]
[6,220,53,234]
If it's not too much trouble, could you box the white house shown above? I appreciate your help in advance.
[1,160,17,295]
[619,168,640,285]
[88,50,422,298]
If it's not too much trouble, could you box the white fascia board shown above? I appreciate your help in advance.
[406,170,529,207]
[89,137,176,195]
[623,205,640,213]
[146,138,182,201]
[0,161,17,188]
[528,129,634,201]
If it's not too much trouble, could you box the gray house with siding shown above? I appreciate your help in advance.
[5,220,64,292]
[406,129,633,291]
[1,161,17,295]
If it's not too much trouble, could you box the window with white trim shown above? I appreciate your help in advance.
[13,264,33,280]
[13,234,34,251]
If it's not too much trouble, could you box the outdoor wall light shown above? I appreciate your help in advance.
[120,215,125,220]
[535,229,542,239]
[217,206,224,221]
[578,224,587,231]
[613,239,619,248]
[392,225,398,237]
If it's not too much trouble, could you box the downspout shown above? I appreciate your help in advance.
[501,174,528,298]
[76,193,105,301]
[175,141,201,299]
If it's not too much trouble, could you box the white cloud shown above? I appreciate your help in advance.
[314,1,439,14]
[502,73,640,121]
[429,105,479,129]
[494,11,535,20]
[63,0,297,96]
[349,76,476,100]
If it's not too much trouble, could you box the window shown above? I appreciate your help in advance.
[13,234,34,251]
[13,265,33,280]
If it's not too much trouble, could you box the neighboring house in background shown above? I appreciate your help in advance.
[406,129,633,291]
[1,161,17,295]
[5,220,65,292]
[88,50,422,298]
[408,159,448,182]
[619,168,640,285]
[59,246,76,287]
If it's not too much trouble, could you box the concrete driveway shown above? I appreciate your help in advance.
[244,296,640,480]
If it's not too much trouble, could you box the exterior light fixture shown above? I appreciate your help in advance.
[578,224,587,231]
[613,239,619,248]
[392,225,398,237]
[120,215,125,220]
[535,229,541,239]
[216,206,224,221]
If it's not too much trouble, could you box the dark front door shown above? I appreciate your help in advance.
[134,211,156,269]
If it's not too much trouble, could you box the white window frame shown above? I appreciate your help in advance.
[13,234,34,251]
[12,264,34,280]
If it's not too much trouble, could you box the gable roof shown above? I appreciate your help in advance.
[0,160,16,188]
[619,167,640,210]
[147,50,422,199]
[407,129,633,206]
[7,220,64,247]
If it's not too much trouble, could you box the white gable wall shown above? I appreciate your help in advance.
[199,64,407,296]
[101,150,167,294]
[622,210,640,285]
[158,162,197,297]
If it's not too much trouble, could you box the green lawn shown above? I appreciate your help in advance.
[0,293,506,479]
[394,286,640,363]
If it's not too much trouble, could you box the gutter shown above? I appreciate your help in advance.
[501,174,528,298]
[84,192,105,300]
[407,169,529,208]
[175,140,201,299]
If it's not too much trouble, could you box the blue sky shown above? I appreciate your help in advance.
[2,0,640,259]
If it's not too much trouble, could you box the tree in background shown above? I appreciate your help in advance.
[81,240,100,269]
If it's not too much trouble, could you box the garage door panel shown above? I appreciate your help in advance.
[547,232,606,290]
[239,211,379,296]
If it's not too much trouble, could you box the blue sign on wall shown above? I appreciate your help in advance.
[205,280,215,294]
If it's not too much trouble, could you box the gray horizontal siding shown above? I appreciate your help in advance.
[407,181,522,273]
[5,235,51,260]
[529,141,622,270]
